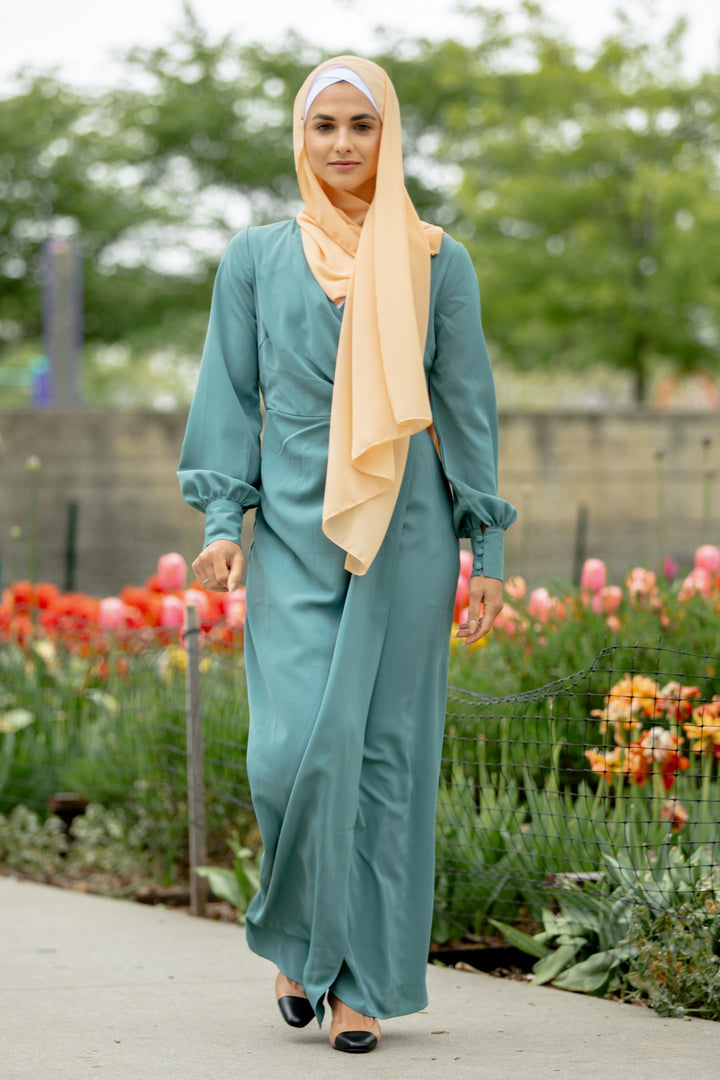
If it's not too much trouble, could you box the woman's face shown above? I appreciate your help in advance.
[304,82,381,202]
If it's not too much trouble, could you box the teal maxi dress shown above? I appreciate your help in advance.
[179,219,516,1024]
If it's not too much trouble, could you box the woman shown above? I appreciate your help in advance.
[179,56,516,1053]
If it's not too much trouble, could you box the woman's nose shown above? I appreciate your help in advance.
[333,127,352,152]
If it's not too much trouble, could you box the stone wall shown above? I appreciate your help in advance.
[0,409,717,596]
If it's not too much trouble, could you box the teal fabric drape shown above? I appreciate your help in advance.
[179,220,516,1024]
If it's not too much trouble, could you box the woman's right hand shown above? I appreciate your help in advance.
[192,539,245,592]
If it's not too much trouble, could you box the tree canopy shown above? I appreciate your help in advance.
[1,2,719,406]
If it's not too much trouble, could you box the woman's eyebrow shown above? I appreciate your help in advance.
[310,112,378,122]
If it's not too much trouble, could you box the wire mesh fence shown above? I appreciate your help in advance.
[435,644,720,941]
[1,605,719,940]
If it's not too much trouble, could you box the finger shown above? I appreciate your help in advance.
[192,557,213,589]
[456,611,484,639]
[227,551,245,593]
[466,601,503,643]
[210,552,232,590]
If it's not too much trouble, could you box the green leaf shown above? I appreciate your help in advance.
[194,866,243,909]
[487,918,552,959]
[553,949,619,993]
[531,943,582,986]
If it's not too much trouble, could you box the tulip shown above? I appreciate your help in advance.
[224,588,247,629]
[454,575,469,621]
[695,544,720,574]
[678,567,712,601]
[98,597,125,629]
[184,588,210,619]
[580,558,606,593]
[504,575,526,602]
[494,603,520,635]
[527,587,553,622]
[593,585,622,615]
[160,594,185,627]
[458,549,474,581]
[625,567,656,598]
[157,552,188,593]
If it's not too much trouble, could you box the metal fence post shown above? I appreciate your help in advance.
[184,602,207,916]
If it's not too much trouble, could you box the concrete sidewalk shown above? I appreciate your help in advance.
[2,875,719,1080]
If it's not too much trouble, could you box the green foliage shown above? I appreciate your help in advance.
[0,804,68,872]
[195,836,261,920]
[627,903,720,1019]
[489,841,720,1016]
[0,638,254,881]
[0,801,164,882]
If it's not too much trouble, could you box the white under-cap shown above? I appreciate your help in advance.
[303,65,380,120]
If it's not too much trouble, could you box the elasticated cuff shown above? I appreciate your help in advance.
[470,527,504,581]
[203,497,245,549]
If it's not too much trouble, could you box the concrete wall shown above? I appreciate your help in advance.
[0,409,717,596]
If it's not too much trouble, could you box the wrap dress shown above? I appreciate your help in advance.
[178,218,517,1023]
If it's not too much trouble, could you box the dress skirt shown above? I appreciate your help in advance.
[243,418,458,1024]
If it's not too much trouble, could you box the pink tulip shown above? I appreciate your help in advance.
[528,587,553,622]
[606,615,621,634]
[580,558,606,593]
[625,567,656,598]
[595,585,622,615]
[494,603,520,634]
[98,597,126,629]
[678,567,712,601]
[455,575,469,619]
[663,556,679,581]
[224,588,247,629]
[184,588,210,619]
[459,549,474,581]
[505,575,527,602]
[157,552,188,592]
[160,595,185,627]
[695,545,720,574]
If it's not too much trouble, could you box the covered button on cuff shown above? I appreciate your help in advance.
[470,527,505,581]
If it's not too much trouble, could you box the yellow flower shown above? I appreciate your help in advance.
[591,674,660,735]
[683,697,720,752]
[585,746,625,785]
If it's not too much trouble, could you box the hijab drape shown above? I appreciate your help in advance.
[293,56,443,575]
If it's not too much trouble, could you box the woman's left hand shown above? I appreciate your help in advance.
[455,575,504,645]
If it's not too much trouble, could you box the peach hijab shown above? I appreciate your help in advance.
[293,56,444,576]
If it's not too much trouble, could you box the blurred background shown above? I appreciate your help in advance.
[0,0,718,592]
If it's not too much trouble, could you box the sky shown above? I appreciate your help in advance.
[2,0,720,92]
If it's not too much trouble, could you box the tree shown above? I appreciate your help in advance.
[400,5,720,402]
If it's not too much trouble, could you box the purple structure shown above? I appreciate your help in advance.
[31,354,52,408]
[41,237,84,405]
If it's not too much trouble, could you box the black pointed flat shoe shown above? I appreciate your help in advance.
[276,993,315,1028]
[331,1029,378,1054]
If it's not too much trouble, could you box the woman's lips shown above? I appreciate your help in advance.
[329,162,360,171]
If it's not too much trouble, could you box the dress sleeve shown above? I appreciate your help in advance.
[178,228,262,549]
[429,240,517,580]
